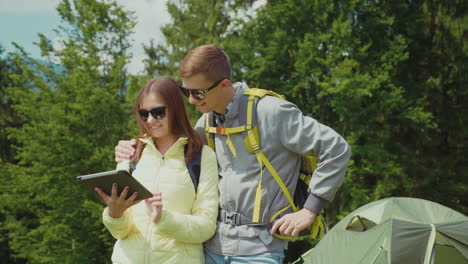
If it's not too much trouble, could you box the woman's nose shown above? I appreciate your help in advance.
[147,114,156,123]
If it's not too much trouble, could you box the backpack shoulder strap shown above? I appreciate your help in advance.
[185,144,202,193]
[129,162,137,174]
[204,113,216,149]
[244,88,286,100]
[241,88,286,154]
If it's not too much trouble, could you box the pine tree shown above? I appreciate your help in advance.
[0,45,26,264]
[137,0,467,262]
[3,0,136,262]
[143,0,236,78]
[141,0,249,124]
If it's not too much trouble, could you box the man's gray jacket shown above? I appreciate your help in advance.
[195,82,351,256]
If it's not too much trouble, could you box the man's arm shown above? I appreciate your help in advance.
[269,99,351,236]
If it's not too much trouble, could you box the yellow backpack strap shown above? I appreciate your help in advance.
[204,112,246,155]
[244,94,263,222]
[245,90,295,222]
[246,95,259,150]
[244,88,325,240]
[258,151,298,212]
[244,88,286,100]
[310,213,325,239]
[204,113,215,149]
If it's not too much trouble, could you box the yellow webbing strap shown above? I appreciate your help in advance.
[270,205,292,223]
[299,173,312,185]
[205,114,215,149]
[206,126,246,134]
[204,113,247,157]
[310,213,325,239]
[248,94,262,222]
[206,126,216,133]
[244,88,286,100]
[246,96,255,128]
[252,152,264,222]
[226,134,237,157]
[257,151,298,212]
[248,91,296,222]
[246,96,259,151]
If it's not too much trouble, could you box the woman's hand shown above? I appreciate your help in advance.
[95,183,140,218]
[145,192,163,224]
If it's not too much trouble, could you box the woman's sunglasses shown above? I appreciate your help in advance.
[139,106,166,122]
[178,79,223,101]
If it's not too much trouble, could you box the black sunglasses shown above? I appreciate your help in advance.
[139,106,166,121]
[178,79,224,101]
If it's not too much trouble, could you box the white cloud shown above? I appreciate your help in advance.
[0,0,171,75]
[0,0,61,13]
[117,0,172,75]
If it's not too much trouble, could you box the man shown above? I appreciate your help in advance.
[115,44,351,263]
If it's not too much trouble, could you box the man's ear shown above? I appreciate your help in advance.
[221,79,231,88]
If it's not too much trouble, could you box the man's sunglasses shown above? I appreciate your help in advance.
[139,106,166,121]
[178,79,223,101]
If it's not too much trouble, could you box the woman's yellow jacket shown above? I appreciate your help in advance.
[102,137,219,263]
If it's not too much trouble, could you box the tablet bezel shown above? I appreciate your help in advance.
[76,170,153,200]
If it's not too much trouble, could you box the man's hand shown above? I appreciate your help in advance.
[270,208,317,237]
[145,192,163,224]
[95,183,140,218]
[115,139,137,162]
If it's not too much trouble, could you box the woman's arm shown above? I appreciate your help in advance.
[102,206,135,240]
[152,146,219,243]
[100,160,138,240]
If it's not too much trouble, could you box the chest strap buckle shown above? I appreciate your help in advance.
[217,126,226,135]
[220,210,241,225]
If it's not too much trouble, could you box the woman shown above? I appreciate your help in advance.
[95,77,219,263]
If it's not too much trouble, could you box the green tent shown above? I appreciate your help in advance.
[299,197,468,264]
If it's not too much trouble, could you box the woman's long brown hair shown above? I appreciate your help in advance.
[130,77,203,164]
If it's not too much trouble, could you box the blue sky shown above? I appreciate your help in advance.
[0,0,265,74]
[0,1,61,58]
[0,0,171,74]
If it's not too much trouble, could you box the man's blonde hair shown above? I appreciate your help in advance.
[179,44,231,81]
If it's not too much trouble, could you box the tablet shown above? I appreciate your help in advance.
[76,170,153,200]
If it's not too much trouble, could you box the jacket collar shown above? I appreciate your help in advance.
[224,82,249,120]
[139,136,188,156]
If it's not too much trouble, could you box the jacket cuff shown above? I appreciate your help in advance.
[103,207,127,224]
[116,159,130,172]
[303,194,328,214]
[152,209,177,233]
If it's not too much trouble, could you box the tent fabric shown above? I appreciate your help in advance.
[300,197,468,264]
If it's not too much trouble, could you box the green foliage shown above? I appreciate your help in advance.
[229,0,467,223]
[0,47,22,164]
[141,0,253,125]
[1,0,466,263]
[1,0,135,262]
[0,46,27,264]
[142,0,236,78]
[150,0,467,261]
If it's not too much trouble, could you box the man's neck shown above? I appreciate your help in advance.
[214,84,237,114]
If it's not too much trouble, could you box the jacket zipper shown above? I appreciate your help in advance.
[146,154,165,263]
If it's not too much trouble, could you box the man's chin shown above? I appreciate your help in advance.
[196,104,211,113]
